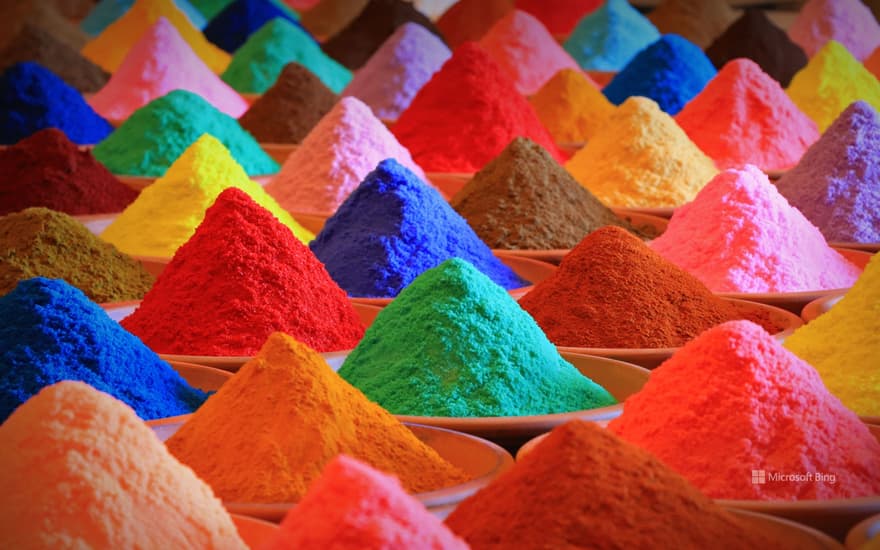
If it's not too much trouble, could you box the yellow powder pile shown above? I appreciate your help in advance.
[101,134,312,258]
[528,68,615,144]
[81,0,230,74]
[0,381,246,549]
[647,0,738,49]
[787,40,880,132]
[565,96,718,208]
[784,253,880,418]
[165,332,468,503]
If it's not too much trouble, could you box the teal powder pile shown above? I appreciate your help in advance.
[92,90,278,177]
[338,258,617,417]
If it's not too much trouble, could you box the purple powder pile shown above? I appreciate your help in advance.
[776,101,880,243]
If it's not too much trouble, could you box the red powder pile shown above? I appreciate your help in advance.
[436,0,513,49]
[121,188,365,356]
[514,0,601,37]
[609,320,880,500]
[392,42,563,173]
[0,128,137,216]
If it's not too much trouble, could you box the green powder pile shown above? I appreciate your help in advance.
[338,258,616,417]
[221,18,351,94]
[92,90,278,177]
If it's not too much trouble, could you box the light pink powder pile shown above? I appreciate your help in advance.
[88,17,249,121]
[788,0,880,61]
[264,96,426,215]
[650,165,861,292]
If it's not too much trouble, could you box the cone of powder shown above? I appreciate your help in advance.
[81,0,208,36]
[788,0,880,61]
[514,0,600,37]
[121,188,361,355]
[528,68,614,144]
[264,455,468,549]
[339,258,616,417]
[647,0,737,49]
[435,0,512,48]
[565,96,718,208]
[650,165,861,293]
[204,0,305,54]
[0,0,89,51]
[563,0,660,72]
[300,0,368,39]
[88,18,248,121]
[165,332,466,502]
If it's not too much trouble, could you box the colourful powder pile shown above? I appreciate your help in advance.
[565,96,718,207]
[0,382,245,550]
[0,128,136,216]
[478,10,581,95]
[451,138,639,249]
[514,0,599,37]
[0,1,89,52]
[0,278,207,422]
[706,9,808,87]
[189,0,237,20]
[603,34,716,115]
[651,165,861,293]
[786,40,880,132]
[0,62,112,145]
[238,63,337,143]
[788,0,880,61]
[647,0,737,49]
[81,0,230,74]
[310,159,525,297]
[102,134,309,257]
[205,0,305,53]
[88,18,248,121]
[785,253,880,417]
[867,46,880,79]
[221,18,351,94]
[92,90,278,177]
[265,96,424,214]
[392,43,563,173]
[342,23,451,121]
[675,58,819,171]
[610,320,880,500]
[435,0,512,49]
[264,455,468,550]
[300,0,367,40]
[166,332,467,502]
[82,0,207,36]
[321,0,445,71]
[528,68,614,144]
[340,258,614,416]
[776,101,880,243]
[563,0,660,72]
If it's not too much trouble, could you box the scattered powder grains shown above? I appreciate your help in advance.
[165,332,467,502]
[435,0,512,49]
[204,0,305,54]
[339,259,615,418]
[786,40,880,132]
[392,42,563,173]
[0,278,207,422]
[603,34,717,115]
[514,0,600,37]
[788,0,880,61]
[563,0,660,72]
[776,101,880,243]
[101,134,310,258]
[300,0,368,40]
[81,0,208,36]
[266,96,424,215]
[310,159,525,297]
[647,0,737,49]
[264,456,468,550]
[565,96,718,208]
[0,1,89,52]
[650,165,861,293]
[342,23,451,121]
[238,63,337,143]
[88,18,249,121]
[0,382,245,550]
[528,68,614,144]
[610,320,880,500]
[92,90,279,177]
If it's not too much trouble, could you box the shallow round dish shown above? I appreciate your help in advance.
[147,420,514,522]
[231,514,278,548]
[557,142,584,157]
[260,143,297,164]
[117,175,155,191]
[425,172,473,200]
[845,512,880,549]
[169,360,231,392]
[765,169,787,180]
[801,291,845,323]
[74,213,118,235]
[289,211,331,235]
[829,241,880,253]
[614,205,675,219]
[731,509,843,549]
[585,70,616,88]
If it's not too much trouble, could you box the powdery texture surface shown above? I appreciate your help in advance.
[528,68,614,143]
[514,0,600,36]
[88,18,247,121]
[563,0,660,71]
[788,0,880,61]
[266,96,424,215]
[609,320,880,500]
[0,382,246,549]
[647,0,738,49]
[675,58,819,171]
[435,0,512,48]
[300,0,367,39]
[650,165,861,292]
[867,46,880,79]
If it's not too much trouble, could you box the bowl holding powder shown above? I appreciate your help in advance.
[846,513,880,549]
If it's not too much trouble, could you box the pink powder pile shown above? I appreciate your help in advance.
[788,0,880,60]
[650,165,861,293]
[263,455,468,549]
[264,96,425,215]
[88,18,248,121]
[609,320,880,501]
[675,58,819,171]
[478,10,585,95]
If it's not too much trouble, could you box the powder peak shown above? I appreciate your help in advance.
[529,68,613,143]
[788,0,880,60]
[563,0,660,71]
[204,0,306,54]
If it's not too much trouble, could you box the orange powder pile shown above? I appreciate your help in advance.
[165,332,467,503]
[529,68,613,144]
[0,381,246,549]
[436,0,513,49]
[866,46,880,79]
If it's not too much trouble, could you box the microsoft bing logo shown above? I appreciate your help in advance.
[752,470,766,484]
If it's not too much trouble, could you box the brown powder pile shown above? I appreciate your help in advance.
[648,0,738,49]
[300,0,368,40]
[0,0,89,52]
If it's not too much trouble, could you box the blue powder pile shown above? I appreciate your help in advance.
[204,0,310,53]
[564,0,660,71]
[0,62,113,145]
[0,277,208,422]
[80,0,208,36]
[310,158,527,298]
[603,34,716,115]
